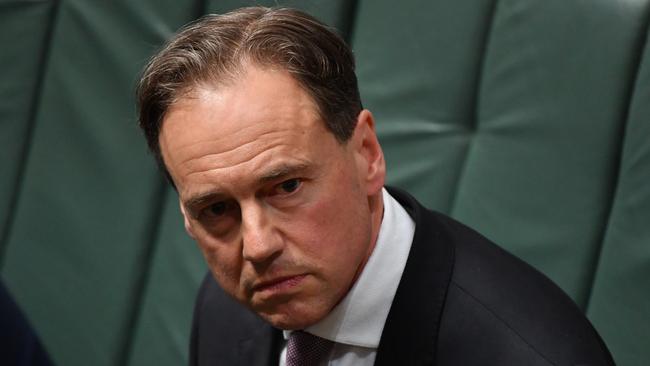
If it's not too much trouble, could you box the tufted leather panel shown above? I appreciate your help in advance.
[1,1,648,365]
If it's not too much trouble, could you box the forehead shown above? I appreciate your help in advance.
[158,65,336,194]
[164,66,319,139]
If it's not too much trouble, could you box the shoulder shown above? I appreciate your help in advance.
[432,212,612,365]
[388,188,614,365]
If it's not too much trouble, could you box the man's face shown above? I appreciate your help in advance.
[158,65,385,330]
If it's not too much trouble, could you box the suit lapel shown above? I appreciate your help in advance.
[237,325,283,366]
[374,188,455,365]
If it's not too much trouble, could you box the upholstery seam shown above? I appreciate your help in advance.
[583,5,650,312]
[0,0,61,270]
[340,0,361,46]
[117,179,169,366]
[119,2,209,364]
[447,0,500,215]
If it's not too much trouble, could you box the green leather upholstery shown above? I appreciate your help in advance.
[1,1,648,365]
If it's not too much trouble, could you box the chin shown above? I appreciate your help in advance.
[264,315,319,331]
[258,304,328,330]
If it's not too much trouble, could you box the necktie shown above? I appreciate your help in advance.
[286,331,334,366]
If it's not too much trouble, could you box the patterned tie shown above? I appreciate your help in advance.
[286,331,334,366]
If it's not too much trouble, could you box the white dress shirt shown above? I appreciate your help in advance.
[279,188,416,365]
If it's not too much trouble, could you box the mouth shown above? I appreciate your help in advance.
[252,274,307,295]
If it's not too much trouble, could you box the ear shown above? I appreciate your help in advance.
[179,199,196,239]
[351,109,386,196]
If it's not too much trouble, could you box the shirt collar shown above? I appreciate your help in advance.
[284,188,415,348]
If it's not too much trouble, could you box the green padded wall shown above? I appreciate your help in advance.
[0,0,56,267]
[451,0,646,306]
[1,1,648,366]
[125,188,204,366]
[204,0,357,37]
[587,23,650,366]
[1,1,199,366]
[354,0,496,212]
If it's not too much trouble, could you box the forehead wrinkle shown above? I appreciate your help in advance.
[181,139,310,183]
[183,143,280,180]
[171,99,315,164]
[179,129,308,180]
[163,75,321,169]
[177,128,290,167]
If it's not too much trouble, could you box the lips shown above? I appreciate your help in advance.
[252,274,307,293]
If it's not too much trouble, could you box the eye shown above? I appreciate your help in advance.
[203,200,238,219]
[196,200,240,236]
[278,178,301,194]
[208,201,228,217]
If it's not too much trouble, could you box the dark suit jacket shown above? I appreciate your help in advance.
[0,281,54,366]
[189,188,615,366]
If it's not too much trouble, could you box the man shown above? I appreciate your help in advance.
[137,7,615,366]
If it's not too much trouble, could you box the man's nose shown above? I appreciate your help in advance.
[240,203,284,263]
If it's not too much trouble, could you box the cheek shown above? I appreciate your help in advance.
[196,237,245,297]
[289,191,370,263]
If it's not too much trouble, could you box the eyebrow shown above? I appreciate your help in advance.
[258,162,310,183]
[182,162,311,217]
[184,192,225,219]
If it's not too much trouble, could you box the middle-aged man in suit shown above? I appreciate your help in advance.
[136,7,615,366]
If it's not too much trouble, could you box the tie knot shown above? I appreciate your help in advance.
[286,331,334,366]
